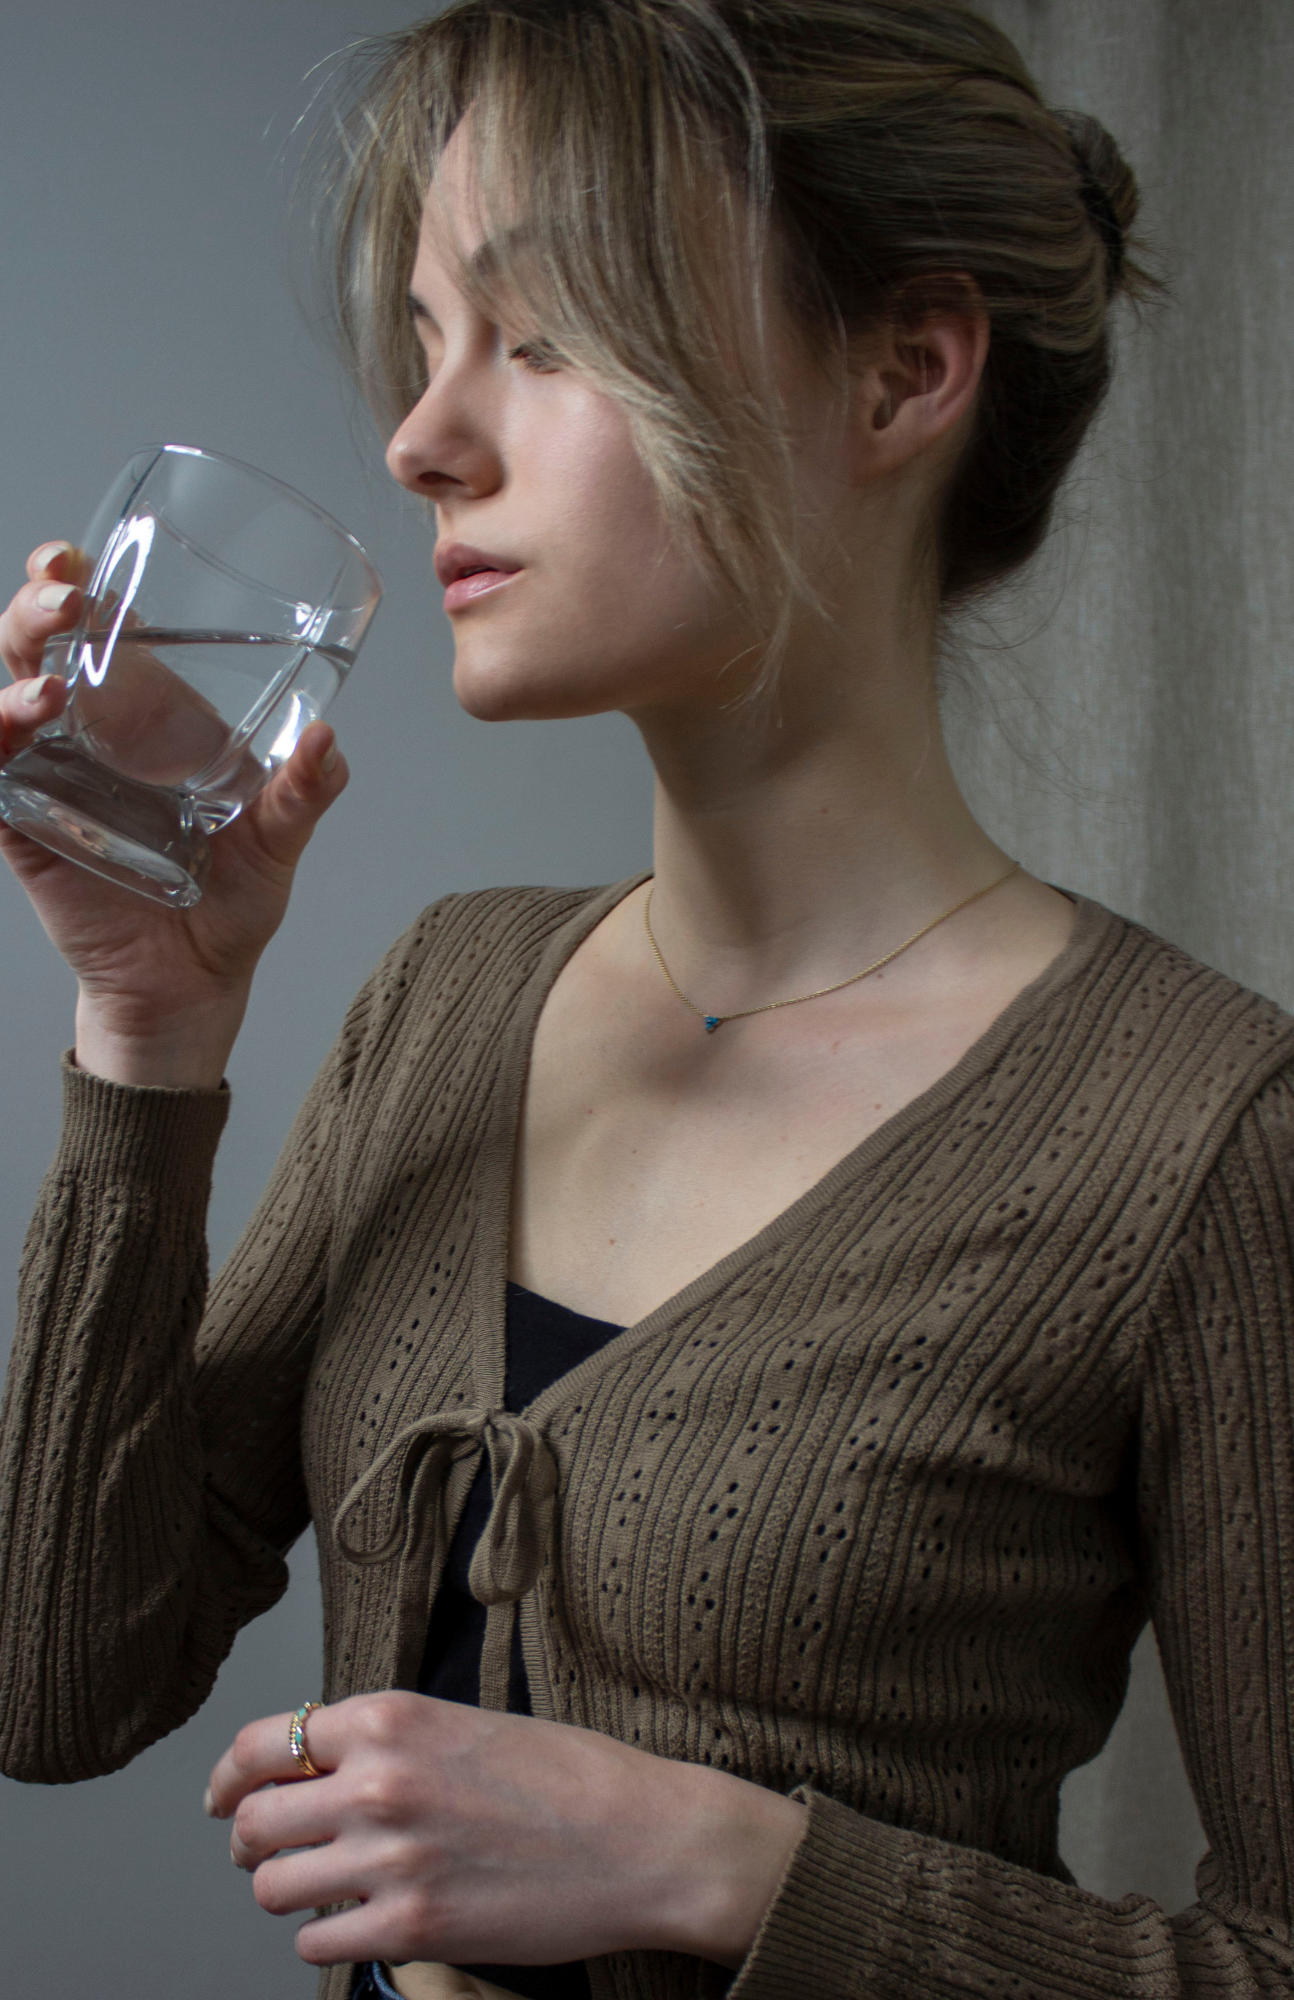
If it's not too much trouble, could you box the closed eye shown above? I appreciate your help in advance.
[509,341,562,374]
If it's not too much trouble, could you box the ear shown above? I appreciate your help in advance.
[848,287,989,483]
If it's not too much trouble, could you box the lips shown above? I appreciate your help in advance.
[435,541,523,612]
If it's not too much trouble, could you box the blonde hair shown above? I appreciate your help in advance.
[316,0,1154,662]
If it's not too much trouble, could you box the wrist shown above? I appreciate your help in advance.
[74,985,249,1091]
[658,1766,805,1970]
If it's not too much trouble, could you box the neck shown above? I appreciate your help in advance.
[630,612,1010,1003]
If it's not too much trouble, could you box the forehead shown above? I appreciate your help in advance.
[413,120,532,297]
[425,119,477,232]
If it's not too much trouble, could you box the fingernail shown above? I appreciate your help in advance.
[33,542,71,575]
[22,675,53,706]
[321,742,339,774]
[203,1787,216,1818]
[36,582,75,613]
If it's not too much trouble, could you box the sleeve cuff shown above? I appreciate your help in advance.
[57,1048,230,1199]
[728,1788,871,1999]
[729,1787,1141,2000]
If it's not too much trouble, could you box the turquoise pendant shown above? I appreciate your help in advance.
[704,1015,721,1033]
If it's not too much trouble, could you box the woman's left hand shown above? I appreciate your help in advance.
[206,1692,804,1972]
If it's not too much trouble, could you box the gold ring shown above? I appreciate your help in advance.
[289,1701,324,1778]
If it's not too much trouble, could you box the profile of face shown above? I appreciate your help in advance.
[385,128,855,727]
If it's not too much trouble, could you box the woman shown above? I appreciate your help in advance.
[1,4,1289,2000]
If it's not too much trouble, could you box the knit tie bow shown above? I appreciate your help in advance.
[332,1406,558,1608]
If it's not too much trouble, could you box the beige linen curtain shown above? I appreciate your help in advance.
[950,1,1294,1910]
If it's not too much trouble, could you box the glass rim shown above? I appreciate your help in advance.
[136,442,382,594]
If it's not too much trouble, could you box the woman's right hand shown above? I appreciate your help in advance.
[0,542,350,1090]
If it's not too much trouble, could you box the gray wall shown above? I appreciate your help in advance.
[0,6,650,1992]
[0,5,1201,1995]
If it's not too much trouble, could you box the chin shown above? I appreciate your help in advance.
[451,643,655,723]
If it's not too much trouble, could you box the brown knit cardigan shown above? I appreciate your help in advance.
[2,882,1293,2000]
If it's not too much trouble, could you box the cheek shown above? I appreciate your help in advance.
[451,378,742,720]
[512,385,664,564]
[528,408,720,640]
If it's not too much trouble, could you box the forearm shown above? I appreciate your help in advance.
[0,1059,236,1777]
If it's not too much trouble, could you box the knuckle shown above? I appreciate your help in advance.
[378,1828,424,1881]
[252,1863,290,1915]
[352,1767,407,1825]
[232,1795,264,1849]
[230,1722,263,1776]
[356,1690,417,1750]
[385,1892,433,1963]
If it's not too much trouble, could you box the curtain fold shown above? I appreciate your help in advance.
[952,1,1294,1910]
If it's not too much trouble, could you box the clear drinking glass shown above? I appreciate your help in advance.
[0,444,382,906]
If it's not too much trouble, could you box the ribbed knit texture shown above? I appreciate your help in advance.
[3,884,1294,2000]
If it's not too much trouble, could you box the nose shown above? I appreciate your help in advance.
[385,363,504,504]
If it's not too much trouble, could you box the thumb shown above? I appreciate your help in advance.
[245,723,349,871]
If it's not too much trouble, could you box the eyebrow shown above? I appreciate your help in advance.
[406,222,539,323]
[467,224,535,282]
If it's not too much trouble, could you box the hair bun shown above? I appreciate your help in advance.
[1055,109,1139,296]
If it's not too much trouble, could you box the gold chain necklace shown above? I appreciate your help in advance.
[643,862,1021,1033]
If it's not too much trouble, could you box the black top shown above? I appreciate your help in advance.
[416,1281,624,2000]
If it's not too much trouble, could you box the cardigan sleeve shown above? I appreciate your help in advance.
[0,982,367,1785]
[730,1065,1294,2000]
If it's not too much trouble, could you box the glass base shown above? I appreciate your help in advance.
[0,737,211,907]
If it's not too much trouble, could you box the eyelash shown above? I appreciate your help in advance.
[407,320,560,377]
[509,342,560,374]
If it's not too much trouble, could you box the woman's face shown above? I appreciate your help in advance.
[386,137,822,724]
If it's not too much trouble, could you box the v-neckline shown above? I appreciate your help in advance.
[468,877,1122,1423]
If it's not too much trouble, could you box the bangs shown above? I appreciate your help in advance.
[319,0,816,678]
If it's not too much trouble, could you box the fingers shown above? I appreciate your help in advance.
[283,720,345,793]
[26,541,91,587]
[0,671,67,763]
[247,1844,357,1918]
[207,1710,305,1817]
[1,542,86,682]
[241,1842,430,1969]
[210,1700,354,1819]
[230,1772,341,1872]
[242,722,349,873]
[292,1903,427,1970]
